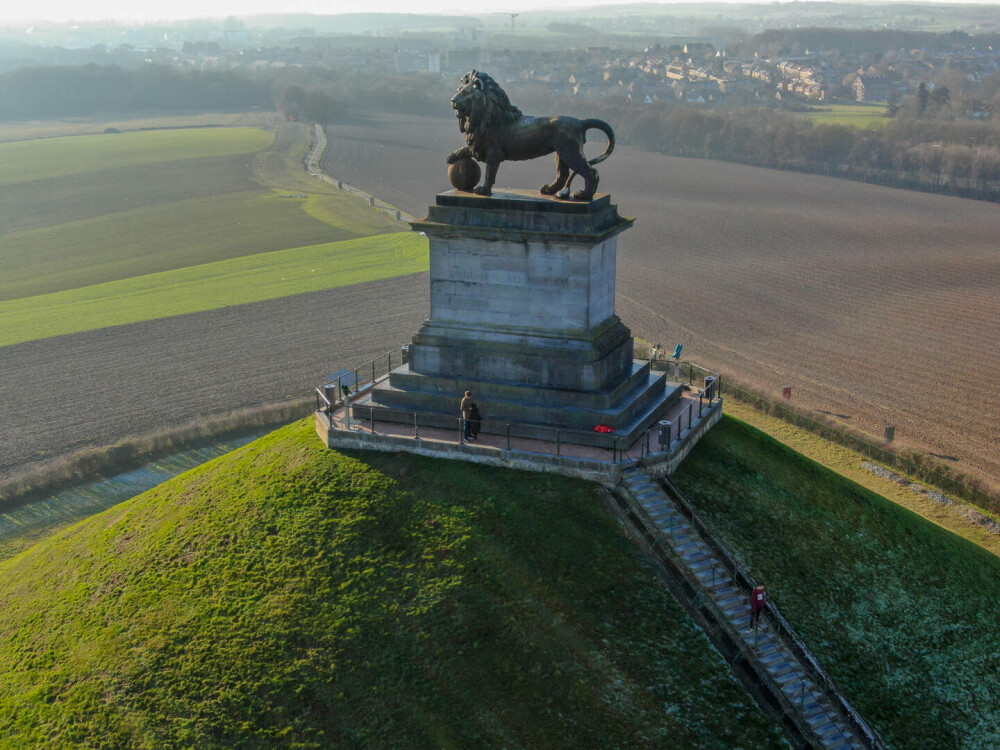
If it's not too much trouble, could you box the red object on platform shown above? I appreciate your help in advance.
[594,425,615,433]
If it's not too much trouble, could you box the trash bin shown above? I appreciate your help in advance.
[704,375,717,401]
[658,420,672,449]
[401,344,410,364]
[322,383,339,410]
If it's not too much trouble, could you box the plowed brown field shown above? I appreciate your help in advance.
[0,275,426,477]
[323,113,1000,487]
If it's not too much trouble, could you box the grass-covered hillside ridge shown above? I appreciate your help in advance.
[673,416,1000,750]
[0,419,784,749]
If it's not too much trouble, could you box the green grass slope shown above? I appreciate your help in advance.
[673,416,1000,750]
[0,419,784,749]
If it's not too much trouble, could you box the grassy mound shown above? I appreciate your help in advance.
[0,419,783,749]
[673,416,1000,749]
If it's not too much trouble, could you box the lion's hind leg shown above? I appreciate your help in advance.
[540,153,570,196]
[558,147,598,201]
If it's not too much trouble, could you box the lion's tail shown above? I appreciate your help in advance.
[581,119,615,166]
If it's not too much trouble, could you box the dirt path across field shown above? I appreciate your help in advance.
[322,113,1000,487]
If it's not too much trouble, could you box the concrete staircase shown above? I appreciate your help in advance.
[617,467,884,750]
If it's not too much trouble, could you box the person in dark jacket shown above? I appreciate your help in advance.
[748,583,766,632]
[460,390,475,440]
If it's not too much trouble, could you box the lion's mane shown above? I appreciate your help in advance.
[455,70,522,162]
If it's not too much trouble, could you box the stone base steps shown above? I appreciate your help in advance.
[617,467,879,750]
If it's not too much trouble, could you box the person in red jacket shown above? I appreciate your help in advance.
[748,583,766,632]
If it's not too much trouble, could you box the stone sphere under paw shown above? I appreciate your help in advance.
[448,158,481,192]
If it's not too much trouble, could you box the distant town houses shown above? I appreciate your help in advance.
[157,26,1000,115]
[852,75,895,103]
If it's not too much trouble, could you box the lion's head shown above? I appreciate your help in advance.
[451,70,522,146]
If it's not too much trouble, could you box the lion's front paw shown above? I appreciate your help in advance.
[571,190,595,201]
[472,186,492,196]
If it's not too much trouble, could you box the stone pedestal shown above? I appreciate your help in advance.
[355,189,680,445]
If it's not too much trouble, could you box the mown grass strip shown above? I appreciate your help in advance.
[0,232,427,346]
[0,127,272,186]
[0,189,401,301]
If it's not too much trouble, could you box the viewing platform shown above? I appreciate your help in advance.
[315,362,722,484]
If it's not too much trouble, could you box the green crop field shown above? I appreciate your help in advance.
[0,232,427,347]
[796,104,890,128]
[0,128,271,185]
[0,112,261,145]
[0,419,784,748]
[673,417,1000,749]
[0,125,405,301]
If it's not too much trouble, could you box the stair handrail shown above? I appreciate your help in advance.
[661,476,887,750]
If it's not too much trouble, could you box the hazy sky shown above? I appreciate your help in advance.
[3,0,659,25]
[9,0,991,25]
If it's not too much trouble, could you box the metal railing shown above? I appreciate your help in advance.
[318,392,724,466]
[621,489,826,746]
[659,475,887,749]
[636,392,722,458]
[341,402,621,456]
[315,348,722,465]
[314,345,411,415]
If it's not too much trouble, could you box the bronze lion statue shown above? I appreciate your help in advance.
[445,70,615,201]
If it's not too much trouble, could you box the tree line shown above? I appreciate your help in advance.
[604,103,1000,201]
[0,62,444,124]
[0,64,270,119]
